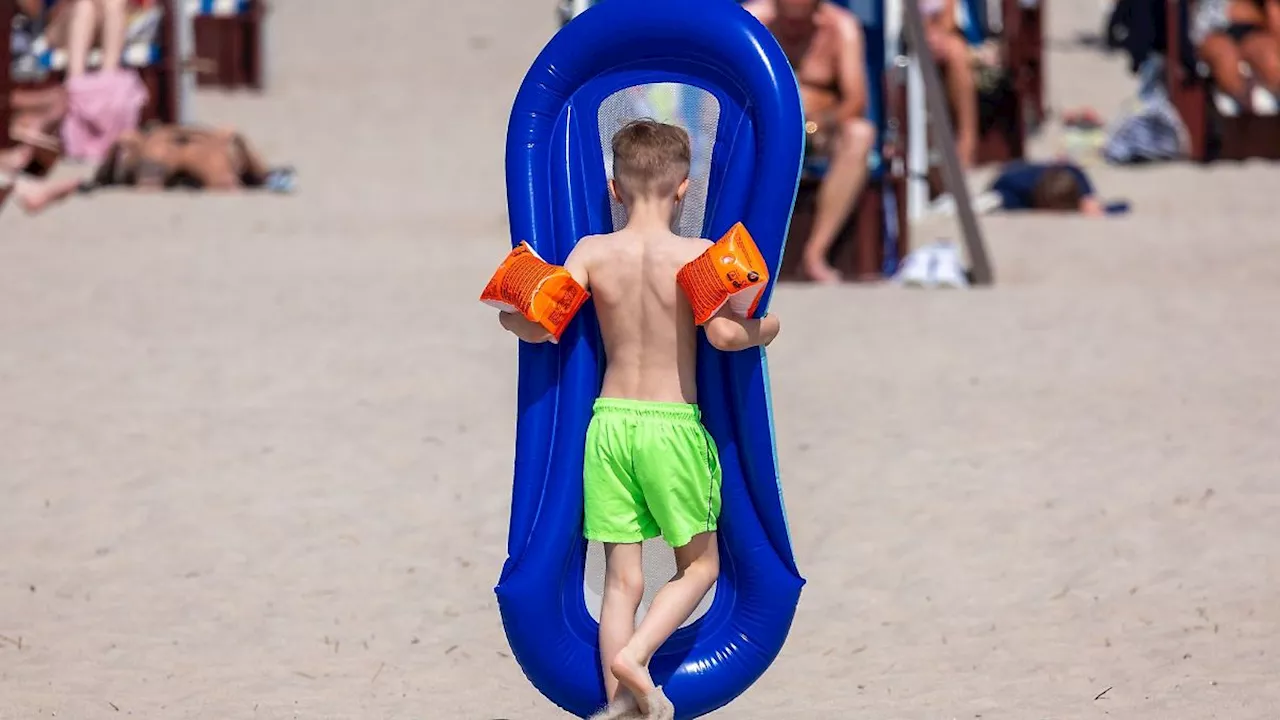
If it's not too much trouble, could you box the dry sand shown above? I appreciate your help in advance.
[3,0,1279,718]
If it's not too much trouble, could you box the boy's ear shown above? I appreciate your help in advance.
[608,178,623,203]
[675,178,690,202]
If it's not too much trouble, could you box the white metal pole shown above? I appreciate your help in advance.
[906,58,928,223]
[174,0,194,124]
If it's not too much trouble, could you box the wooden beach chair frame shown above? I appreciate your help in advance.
[193,0,268,90]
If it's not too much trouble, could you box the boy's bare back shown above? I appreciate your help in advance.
[571,228,711,404]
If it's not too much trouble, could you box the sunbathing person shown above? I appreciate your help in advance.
[744,0,877,283]
[8,123,294,214]
[1192,0,1280,113]
[917,0,980,167]
[36,0,150,162]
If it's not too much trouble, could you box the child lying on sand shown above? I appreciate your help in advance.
[927,161,1129,218]
[496,119,780,719]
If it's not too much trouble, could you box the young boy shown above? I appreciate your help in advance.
[497,119,781,718]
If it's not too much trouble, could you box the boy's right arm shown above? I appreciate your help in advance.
[703,307,780,352]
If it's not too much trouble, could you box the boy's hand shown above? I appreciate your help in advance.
[704,309,780,352]
[499,311,554,344]
[760,314,781,346]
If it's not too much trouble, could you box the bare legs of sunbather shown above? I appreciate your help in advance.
[11,176,84,213]
[43,0,130,77]
[608,532,718,716]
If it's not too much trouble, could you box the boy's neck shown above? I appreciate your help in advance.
[623,197,679,232]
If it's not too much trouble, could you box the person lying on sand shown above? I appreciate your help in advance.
[4,123,294,214]
[495,120,780,720]
[922,161,1129,219]
[987,161,1128,216]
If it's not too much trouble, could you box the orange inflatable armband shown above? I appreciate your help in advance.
[677,222,769,325]
[480,241,590,341]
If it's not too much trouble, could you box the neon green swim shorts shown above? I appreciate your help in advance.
[582,398,722,548]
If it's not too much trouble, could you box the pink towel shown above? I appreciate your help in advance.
[60,70,149,163]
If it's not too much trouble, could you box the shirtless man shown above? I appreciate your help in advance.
[745,0,877,283]
[497,119,780,719]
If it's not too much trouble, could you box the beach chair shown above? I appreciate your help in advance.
[1003,0,1046,126]
[964,0,1044,163]
[191,0,266,90]
[780,0,906,281]
[1164,0,1280,162]
[891,0,1044,169]
[0,0,185,137]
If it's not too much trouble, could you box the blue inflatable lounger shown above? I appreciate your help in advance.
[494,0,805,717]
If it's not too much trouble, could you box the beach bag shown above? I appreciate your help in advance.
[1103,94,1189,164]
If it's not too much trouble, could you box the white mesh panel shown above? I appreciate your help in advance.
[596,83,721,238]
[584,83,721,629]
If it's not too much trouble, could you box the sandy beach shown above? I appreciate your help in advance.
[2,0,1279,717]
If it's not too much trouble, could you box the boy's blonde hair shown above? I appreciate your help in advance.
[611,119,691,204]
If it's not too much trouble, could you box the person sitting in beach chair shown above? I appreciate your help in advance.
[1192,0,1280,114]
[14,0,154,162]
[917,0,980,167]
[743,0,877,283]
[6,122,294,214]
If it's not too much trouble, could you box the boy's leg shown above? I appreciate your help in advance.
[611,531,719,713]
[598,542,644,703]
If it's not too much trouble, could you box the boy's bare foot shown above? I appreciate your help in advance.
[802,256,842,284]
[610,648,656,715]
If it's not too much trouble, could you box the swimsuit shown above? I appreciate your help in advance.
[582,398,722,548]
[1192,0,1265,45]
